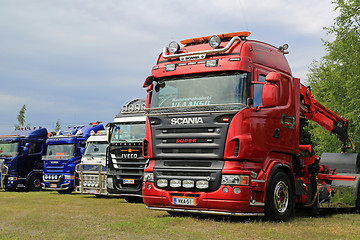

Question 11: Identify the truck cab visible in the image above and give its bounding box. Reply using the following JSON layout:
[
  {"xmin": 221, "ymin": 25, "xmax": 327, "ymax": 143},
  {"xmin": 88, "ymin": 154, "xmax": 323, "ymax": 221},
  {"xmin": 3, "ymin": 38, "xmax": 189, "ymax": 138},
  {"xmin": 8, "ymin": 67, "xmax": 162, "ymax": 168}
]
[
  {"xmin": 0, "ymin": 128, "xmax": 47, "ymax": 191},
  {"xmin": 42, "ymin": 123, "xmax": 104, "ymax": 193},
  {"xmin": 106, "ymin": 99, "xmax": 146, "ymax": 202},
  {"xmin": 75, "ymin": 130, "xmax": 108, "ymax": 195}
]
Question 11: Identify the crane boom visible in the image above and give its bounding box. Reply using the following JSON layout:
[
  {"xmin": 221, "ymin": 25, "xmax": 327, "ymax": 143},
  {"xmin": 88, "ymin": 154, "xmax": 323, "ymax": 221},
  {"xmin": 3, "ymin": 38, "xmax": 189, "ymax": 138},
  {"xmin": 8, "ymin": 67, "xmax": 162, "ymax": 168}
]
[{"xmin": 299, "ymin": 83, "xmax": 349, "ymax": 152}]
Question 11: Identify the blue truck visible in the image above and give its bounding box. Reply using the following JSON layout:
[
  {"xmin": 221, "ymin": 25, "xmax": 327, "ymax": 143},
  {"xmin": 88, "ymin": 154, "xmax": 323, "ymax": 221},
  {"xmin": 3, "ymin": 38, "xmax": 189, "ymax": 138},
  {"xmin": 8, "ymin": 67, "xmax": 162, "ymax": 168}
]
[
  {"xmin": 42, "ymin": 122, "xmax": 104, "ymax": 194},
  {"xmin": 0, "ymin": 127, "xmax": 48, "ymax": 191}
]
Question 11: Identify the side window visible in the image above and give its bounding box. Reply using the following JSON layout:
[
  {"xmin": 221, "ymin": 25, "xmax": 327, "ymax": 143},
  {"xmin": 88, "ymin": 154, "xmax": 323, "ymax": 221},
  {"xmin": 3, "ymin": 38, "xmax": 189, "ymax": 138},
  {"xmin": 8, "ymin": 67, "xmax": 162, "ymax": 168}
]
[
  {"xmin": 28, "ymin": 142, "xmax": 43, "ymax": 155},
  {"xmin": 253, "ymin": 75, "xmax": 266, "ymax": 107}
]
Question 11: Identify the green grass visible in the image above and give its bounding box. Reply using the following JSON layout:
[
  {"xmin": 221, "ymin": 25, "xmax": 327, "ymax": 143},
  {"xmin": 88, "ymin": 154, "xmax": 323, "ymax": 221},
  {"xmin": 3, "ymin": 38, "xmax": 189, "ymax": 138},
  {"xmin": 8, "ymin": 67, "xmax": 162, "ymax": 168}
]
[{"xmin": 0, "ymin": 190, "xmax": 360, "ymax": 239}]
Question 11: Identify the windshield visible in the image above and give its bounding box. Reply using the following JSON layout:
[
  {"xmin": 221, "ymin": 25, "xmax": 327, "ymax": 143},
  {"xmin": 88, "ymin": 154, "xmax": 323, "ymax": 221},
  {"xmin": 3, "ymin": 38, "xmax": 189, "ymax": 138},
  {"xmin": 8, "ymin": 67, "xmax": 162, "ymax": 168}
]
[
  {"xmin": 43, "ymin": 144, "xmax": 75, "ymax": 160},
  {"xmin": 111, "ymin": 122, "xmax": 146, "ymax": 143},
  {"xmin": 0, "ymin": 142, "xmax": 19, "ymax": 157},
  {"xmin": 149, "ymin": 73, "xmax": 249, "ymax": 114},
  {"xmin": 84, "ymin": 142, "xmax": 107, "ymax": 157}
]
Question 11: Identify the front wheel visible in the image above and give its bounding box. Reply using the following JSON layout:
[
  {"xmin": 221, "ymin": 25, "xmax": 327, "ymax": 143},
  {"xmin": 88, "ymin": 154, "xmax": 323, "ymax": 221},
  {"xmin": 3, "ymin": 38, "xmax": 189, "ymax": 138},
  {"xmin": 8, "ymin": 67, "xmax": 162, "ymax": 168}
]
[
  {"xmin": 26, "ymin": 174, "xmax": 42, "ymax": 191},
  {"xmin": 265, "ymin": 170, "xmax": 294, "ymax": 221}
]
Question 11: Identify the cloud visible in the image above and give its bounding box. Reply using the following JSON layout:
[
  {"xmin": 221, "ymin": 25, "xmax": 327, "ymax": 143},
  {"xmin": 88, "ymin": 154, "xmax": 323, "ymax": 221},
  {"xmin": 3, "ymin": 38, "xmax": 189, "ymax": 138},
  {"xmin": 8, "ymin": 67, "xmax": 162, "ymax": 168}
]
[{"xmin": 0, "ymin": 0, "xmax": 339, "ymax": 134}]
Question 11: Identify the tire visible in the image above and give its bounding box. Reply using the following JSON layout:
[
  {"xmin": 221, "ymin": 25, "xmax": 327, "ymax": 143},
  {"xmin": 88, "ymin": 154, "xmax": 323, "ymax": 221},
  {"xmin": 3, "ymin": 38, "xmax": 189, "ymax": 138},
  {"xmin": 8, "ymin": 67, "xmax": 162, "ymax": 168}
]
[
  {"xmin": 57, "ymin": 188, "xmax": 74, "ymax": 194},
  {"xmin": 124, "ymin": 196, "xmax": 143, "ymax": 203},
  {"xmin": 265, "ymin": 170, "xmax": 294, "ymax": 221},
  {"xmin": 26, "ymin": 174, "xmax": 42, "ymax": 191}
]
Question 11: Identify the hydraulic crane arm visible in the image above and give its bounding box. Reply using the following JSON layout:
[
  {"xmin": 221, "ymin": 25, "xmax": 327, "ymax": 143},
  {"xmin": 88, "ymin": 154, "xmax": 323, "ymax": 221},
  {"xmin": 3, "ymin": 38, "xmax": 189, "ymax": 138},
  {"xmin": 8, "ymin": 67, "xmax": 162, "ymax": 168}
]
[{"xmin": 299, "ymin": 83, "xmax": 349, "ymax": 152}]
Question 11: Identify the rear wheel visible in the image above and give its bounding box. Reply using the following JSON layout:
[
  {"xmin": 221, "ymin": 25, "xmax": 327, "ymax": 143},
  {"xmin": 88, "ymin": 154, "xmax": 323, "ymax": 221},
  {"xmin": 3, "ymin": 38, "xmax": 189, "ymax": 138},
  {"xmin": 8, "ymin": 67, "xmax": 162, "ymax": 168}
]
[
  {"xmin": 265, "ymin": 170, "xmax": 293, "ymax": 221},
  {"xmin": 27, "ymin": 174, "xmax": 42, "ymax": 191}
]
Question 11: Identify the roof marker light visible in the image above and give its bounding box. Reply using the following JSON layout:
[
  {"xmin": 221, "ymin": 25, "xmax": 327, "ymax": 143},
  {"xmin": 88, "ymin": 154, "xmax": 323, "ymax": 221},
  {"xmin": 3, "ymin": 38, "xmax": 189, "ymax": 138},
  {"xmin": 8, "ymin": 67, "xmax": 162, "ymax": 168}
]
[
  {"xmin": 205, "ymin": 59, "xmax": 218, "ymax": 67},
  {"xmin": 165, "ymin": 64, "xmax": 176, "ymax": 71},
  {"xmin": 209, "ymin": 35, "xmax": 221, "ymax": 49}
]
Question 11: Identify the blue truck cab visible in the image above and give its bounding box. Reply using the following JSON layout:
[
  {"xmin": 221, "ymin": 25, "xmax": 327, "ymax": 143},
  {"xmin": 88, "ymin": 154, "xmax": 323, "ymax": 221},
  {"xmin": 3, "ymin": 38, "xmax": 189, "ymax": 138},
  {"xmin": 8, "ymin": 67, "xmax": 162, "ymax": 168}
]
[
  {"xmin": 42, "ymin": 122, "xmax": 104, "ymax": 193},
  {"xmin": 0, "ymin": 127, "xmax": 48, "ymax": 191}
]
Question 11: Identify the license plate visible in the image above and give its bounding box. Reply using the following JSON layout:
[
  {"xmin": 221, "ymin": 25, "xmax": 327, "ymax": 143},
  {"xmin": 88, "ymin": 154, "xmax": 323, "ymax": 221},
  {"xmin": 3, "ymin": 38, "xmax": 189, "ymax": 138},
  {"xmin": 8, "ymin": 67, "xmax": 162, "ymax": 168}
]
[
  {"xmin": 180, "ymin": 54, "xmax": 206, "ymax": 61},
  {"xmin": 50, "ymin": 184, "xmax": 57, "ymax": 188},
  {"xmin": 88, "ymin": 189, "xmax": 98, "ymax": 194},
  {"xmin": 173, "ymin": 197, "xmax": 196, "ymax": 206},
  {"xmin": 123, "ymin": 179, "xmax": 135, "ymax": 184}
]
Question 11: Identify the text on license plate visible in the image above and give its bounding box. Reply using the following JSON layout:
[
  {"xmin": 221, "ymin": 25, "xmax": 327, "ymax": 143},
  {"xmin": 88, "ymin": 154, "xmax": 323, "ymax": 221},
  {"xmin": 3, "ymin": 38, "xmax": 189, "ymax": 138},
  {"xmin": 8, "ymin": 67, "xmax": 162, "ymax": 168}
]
[
  {"xmin": 173, "ymin": 197, "xmax": 196, "ymax": 206},
  {"xmin": 123, "ymin": 179, "xmax": 135, "ymax": 184},
  {"xmin": 50, "ymin": 184, "xmax": 57, "ymax": 188}
]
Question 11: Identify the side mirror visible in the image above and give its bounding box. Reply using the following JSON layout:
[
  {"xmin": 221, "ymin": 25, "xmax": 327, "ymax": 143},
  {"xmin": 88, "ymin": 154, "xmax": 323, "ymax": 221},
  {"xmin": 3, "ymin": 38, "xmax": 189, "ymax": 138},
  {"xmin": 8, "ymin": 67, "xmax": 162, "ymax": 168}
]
[
  {"xmin": 143, "ymin": 75, "xmax": 154, "ymax": 88},
  {"xmin": 80, "ymin": 147, "xmax": 85, "ymax": 156},
  {"xmin": 23, "ymin": 143, "xmax": 30, "ymax": 156},
  {"xmin": 262, "ymin": 72, "xmax": 280, "ymax": 108}
]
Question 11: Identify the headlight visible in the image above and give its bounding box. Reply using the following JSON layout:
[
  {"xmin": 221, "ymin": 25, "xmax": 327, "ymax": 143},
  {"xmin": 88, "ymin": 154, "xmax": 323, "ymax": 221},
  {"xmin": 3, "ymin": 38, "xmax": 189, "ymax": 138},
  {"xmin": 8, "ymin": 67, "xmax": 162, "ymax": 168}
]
[
  {"xmin": 8, "ymin": 177, "xmax": 17, "ymax": 181},
  {"xmin": 209, "ymin": 35, "xmax": 221, "ymax": 49},
  {"xmin": 168, "ymin": 41, "xmax": 180, "ymax": 54},
  {"xmin": 157, "ymin": 179, "xmax": 168, "ymax": 187},
  {"xmin": 64, "ymin": 175, "xmax": 72, "ymax": 180},
  {"xmin": 221, "ymin": 175, "xmax": 249, "ymax": 185},
  {"xmin": 143, "ymin": 172, "xmax": 154, "ymax": 182}
]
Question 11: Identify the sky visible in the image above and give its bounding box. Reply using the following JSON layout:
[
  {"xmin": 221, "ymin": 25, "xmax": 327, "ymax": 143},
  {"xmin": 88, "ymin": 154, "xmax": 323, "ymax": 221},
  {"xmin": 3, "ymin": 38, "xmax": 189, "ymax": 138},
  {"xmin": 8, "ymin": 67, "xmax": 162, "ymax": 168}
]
[{"xmin": 0, "ymin": 0, "xmax": 339, "ymax": 134}]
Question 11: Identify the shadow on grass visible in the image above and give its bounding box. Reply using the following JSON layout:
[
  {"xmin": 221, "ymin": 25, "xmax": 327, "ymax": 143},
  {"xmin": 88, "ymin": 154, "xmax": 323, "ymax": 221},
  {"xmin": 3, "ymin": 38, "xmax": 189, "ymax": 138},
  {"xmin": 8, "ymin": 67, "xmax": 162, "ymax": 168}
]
[{"xmin": 158, "ymin": 207, "xmax": 359, "ymax": 223}]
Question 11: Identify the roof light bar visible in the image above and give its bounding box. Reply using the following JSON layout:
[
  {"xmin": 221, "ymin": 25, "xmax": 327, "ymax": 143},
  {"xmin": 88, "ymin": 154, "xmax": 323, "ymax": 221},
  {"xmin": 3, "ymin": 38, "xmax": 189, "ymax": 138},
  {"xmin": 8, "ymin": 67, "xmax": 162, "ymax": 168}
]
[{"xmin": 163, "ymin": 32, "xmax": 251, "ymax": 59}]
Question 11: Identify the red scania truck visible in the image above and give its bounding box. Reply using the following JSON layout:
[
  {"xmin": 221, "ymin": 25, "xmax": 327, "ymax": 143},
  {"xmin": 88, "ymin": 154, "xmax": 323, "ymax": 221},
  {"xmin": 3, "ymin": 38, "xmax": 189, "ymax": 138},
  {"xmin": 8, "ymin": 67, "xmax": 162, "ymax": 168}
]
[{"xmin": 141, "ymin": 32, "xmax": 360, "ymax": 221}]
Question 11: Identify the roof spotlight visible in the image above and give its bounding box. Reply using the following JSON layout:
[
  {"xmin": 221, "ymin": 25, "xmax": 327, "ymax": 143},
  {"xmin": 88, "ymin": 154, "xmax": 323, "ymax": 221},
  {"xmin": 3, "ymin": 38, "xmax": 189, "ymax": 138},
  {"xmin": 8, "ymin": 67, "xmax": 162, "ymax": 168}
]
[
  {"xmin": 209, "ymin": 35, "xmax": 221, "ymax": 49},
  {"xmin": 168, "ymin": 41, "xmax": 180, "ymax": 54}
]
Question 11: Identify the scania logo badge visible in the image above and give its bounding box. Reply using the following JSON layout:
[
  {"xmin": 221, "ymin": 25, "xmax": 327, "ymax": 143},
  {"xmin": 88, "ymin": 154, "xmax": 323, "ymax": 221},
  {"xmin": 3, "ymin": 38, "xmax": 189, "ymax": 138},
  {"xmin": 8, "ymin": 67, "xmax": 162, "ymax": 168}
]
[{"xmin": 170, "ymin": 117, "xmax": 204, "ymax": 125}]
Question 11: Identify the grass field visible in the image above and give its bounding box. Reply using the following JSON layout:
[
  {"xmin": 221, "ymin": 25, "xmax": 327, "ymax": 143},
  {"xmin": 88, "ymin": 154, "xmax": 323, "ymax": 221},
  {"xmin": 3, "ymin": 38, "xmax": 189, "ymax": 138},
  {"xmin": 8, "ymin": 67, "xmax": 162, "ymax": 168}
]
[{"xmin": 0, "ymin": 190, "xmax": 360, "ymax": 240}]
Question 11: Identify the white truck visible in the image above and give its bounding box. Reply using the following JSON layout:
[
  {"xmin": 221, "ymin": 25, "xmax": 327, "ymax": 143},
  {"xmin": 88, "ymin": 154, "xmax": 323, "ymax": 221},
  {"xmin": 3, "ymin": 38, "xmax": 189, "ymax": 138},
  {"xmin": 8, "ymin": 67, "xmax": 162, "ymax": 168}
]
[{"xmin": 75, "ymin": 130, "xmax": 108, "ymax": 195}]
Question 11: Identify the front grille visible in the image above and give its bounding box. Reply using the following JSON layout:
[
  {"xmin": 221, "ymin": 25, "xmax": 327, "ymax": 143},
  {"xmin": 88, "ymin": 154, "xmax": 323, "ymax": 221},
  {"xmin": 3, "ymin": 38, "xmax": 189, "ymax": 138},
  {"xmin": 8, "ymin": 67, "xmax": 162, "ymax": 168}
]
[
  {"xmin": 45, "ymin": 165, "xmax": 64, "ymax": 173},
  {"xmin": 108, "ymin": 144, "xmax": 146, "ymax": 192},
  {"xmin": 149, "ymin": 113, "xmax": 233, "ymax": 159}
]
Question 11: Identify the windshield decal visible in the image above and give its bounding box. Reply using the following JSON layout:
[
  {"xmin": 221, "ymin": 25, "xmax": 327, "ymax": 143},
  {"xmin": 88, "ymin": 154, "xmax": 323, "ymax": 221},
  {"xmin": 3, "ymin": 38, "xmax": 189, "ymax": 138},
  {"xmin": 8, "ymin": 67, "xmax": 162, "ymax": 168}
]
[{"xmin": 171, "ymin": 96, "xmax": 212, "ymax": 107}]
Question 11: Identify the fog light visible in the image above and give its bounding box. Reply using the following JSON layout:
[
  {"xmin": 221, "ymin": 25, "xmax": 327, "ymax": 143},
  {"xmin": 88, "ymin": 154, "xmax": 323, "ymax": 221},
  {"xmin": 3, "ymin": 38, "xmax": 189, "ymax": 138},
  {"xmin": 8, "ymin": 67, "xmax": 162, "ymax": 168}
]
[
  {"xmin": 170, "ymin": 179, "xmax": 181, "ymax": 188},
  {"xmin": 196, "ymin": 180, "xmax": 209, "ymax": 189},
  {"xmin": 157, "ymin": 179, "xmax": 168, "ymax": 188},
  {"xmin": 183, "ymin": 180, "xmax": 194, "ymax": 188},
  {"xmin": 233, "ymin": 187, "xmax": 241, "ymax": 194},
  {"xmin": 209, "ymin": 35, "xmax": 221, "ymax": 49},
  {"xmin": 222, "ymin": 187, "xmax": 229, "ymax": 193},
  {"xmin": 168, "ymin": 41, "xmax": 180, "ymax": 54}
]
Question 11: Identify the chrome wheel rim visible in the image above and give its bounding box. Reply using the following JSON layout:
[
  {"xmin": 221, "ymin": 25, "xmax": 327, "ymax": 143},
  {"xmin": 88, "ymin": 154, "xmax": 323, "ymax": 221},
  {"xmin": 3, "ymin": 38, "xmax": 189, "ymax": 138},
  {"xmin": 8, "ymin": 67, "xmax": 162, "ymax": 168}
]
[{"xmin": 274, "ymin": 181, "xmax": 289, "ymax": 213}]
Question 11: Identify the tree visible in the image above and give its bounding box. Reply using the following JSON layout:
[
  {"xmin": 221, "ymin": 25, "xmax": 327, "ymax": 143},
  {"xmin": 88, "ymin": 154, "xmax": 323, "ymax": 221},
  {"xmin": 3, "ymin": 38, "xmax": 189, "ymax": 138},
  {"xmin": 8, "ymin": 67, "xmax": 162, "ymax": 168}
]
[
  {"xmin": 55, "ymin": 119, "xmax": 61, "ymax": 132},
  {"xmin": 307, "ymin": 0, "xmax": 360, "ymax": 154},
  {"xmin": 14, "ymin": 104, "xmax": 27, "ymax": 130}
]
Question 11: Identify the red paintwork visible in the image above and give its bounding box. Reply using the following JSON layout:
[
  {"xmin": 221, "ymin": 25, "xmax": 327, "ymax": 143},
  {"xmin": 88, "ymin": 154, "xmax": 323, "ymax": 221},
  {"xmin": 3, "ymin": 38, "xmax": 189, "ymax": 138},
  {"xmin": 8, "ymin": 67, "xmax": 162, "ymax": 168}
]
[{"xmin": 142, "ymin": 33, "xmax": 352, "ymax": 215}]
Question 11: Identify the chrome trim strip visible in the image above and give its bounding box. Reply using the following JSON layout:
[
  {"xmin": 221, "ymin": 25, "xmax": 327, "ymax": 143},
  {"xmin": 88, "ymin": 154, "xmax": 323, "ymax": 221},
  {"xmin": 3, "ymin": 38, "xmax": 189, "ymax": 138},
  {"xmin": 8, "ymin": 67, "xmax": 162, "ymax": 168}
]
[
  {"xmin": 147, "ymin": 206, "xmax": 264, "ymax": 216},
  {"xmin": 250, "ymin": 202, "xmax": 265, "ymax": 207},
  {"xmin": 252, "ymin": 180, "xmax": 265, "ymax": 183},
  {"xmin": 162, "ymin": 36, "xmax": 242, "ymax": 59}
]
